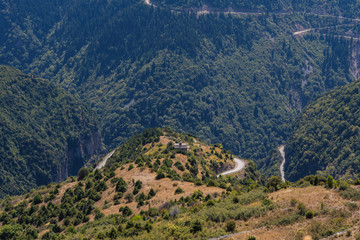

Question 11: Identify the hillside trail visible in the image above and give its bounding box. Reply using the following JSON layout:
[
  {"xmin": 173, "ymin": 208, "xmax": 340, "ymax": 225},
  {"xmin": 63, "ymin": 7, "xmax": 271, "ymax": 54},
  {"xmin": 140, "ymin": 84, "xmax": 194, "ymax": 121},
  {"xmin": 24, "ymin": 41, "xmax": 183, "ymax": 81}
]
[
  {"xmin": 279, "ymin": 145, "xmax": 286, "ymax": 182},
  {"xmin": 217, "ymin": 158, "xmax": 246, "ymax": 177},
  {"xmin": 95, "ymin": 150, "xmax": 115, "ymax": 170}
]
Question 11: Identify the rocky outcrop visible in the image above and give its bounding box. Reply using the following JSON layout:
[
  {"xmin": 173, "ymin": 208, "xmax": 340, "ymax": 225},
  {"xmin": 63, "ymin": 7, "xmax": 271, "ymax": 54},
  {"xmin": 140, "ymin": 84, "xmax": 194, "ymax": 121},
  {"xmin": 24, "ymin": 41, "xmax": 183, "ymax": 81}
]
[{"xmin": 58, "ymin": 130, "xmax": 102, "ymax": 181}]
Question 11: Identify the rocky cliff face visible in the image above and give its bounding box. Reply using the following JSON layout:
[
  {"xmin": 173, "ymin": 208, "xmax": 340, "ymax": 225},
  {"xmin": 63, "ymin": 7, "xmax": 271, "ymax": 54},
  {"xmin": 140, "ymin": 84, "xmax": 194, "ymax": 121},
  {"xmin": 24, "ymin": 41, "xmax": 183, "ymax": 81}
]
[
  {"xmin": 351, "ymin": 42, "xmax": 360, "ymax": 80},
  {"xmin": 58, "ymin": 130, "xmax": 102, "ymax": 181}
]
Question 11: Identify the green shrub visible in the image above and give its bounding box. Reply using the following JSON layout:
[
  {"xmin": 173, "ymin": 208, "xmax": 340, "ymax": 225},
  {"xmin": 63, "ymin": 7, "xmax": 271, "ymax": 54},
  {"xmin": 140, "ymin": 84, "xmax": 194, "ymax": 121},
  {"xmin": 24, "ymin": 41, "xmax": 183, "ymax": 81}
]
[
  {"xmin": 262, "ymin": 198, "xmax": 273, "ymax": 206},
  {"xmin": 66, "ymin": 226, "xmax": 75, "ymax": 234},
  {"xmin": 78, "ymin": 167, "xmax": 89, "ymax": 180},
  {"xmin": 297, "ymin": 202, "xmax": 306, "ymax": 216},
  {"xmin": 128, "ymin": 164, "xmax": 134, "ymax": 171},
  {"xmin": 163, "ymin": 158, "xmax": 173, "ymax": 168},
  {"xmin": 290, "ymin": 199, "xmax": 297, "ymax": 207},
  {"xmin": 107, "ymin": 227, "xmax": 118, "ymax": 239},
  {"xmin": 113, "ymin": 192, "xmax": 123, "ymax": 200},
  {"xmin": 95, "ymin": 210, "xmax": 105, "ymax": 220},
  {"xmin": 148, "ymin": 188, "xmax": 156, "ymax": 198},
  {"xmin": 226, "ymin": 220, "xmax": 236, "ymax": 232},
  {"xmin": 116, "ymin": 178, "xmax": 128, "ymax": 193},
  {"xmin": 52, "ymin": 224, "xmax": 61, "ymax": 233},
  {"xmin": 175, "ymin": 187, "xmax": 184, "ymax": 195},
  {"xmin": 305, "ymin": 210, "xmax": 314, "ymax": 219},
  {"xmin": 248, "ymin": 236, "xmax": 257, "ymax": 240},
  {"xmin": 33, "ymin": 193, "xmax": 43, "ymax": 205},
  {"xmin": 190, "ymin": 220, "xmax": 202, "ymax": 233},
  {"xmin": 156, "ymin": 171, "xmax": 165, "ymax": 180},
  {"xmin": 339, "ymin": 189, "xmax": 360, "ymax": 201},
  {"xmin": 175, "ymin": 161, "xmax": 185, "ymax": 171},
  {"xmin": 338, "ymin": 181, "xmax": 349, "ymax": 191},
  {"xmin": 122, "ymin": 206, "xmax": 133, "ymax": 217},
  {"xmin": 345, "ymin": 202, "xmax": 358, "ymax": 211},
  {"xmin": 125, "ymin": 193, "xmax": 134, "ymax": 203},
  {"xmin": 326, "ymin": 175, "xmax": 334, "ymax": 188},
  {"xmin": 271, "ymin": 213, "xmax": 301, "ymax": 226}
]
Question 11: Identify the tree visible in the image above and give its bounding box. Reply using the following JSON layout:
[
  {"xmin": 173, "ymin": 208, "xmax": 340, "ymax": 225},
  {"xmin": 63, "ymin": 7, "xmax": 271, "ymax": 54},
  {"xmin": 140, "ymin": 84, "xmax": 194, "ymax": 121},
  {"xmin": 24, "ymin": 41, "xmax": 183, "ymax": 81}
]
[
  {"xmin": 124, "ymin": 193, "xmax": 134, "ymax": 203},
  {"xmin": 116, "ymin": 178, "xmax": 128, "ymax": 193},
  {"xmin": 190, "ymin": 220, "xmax": 202, "ymax": 233},
  {"xmin": 267, "ymin": 176, "xmax": 282, "ymax": 191},
  {"xmin": 144, "ymin": 221, "xmax": 153, "ymax": 233},
  {"xmin": 122, "ymin": 206, "xmax": 132, "ymax": 216},
  {"xmin": 107, "ymin": 227, "xmax": 118, "ymax": 239},
  {"xmin": 326, "ymin": 175, "xmax": 334, "ymax": 188},
  {"xmin": 33, "ymin": 193, "xmax": 42, "ymax": 205},
  {"xmin": 226, "ymin": 220, "xmax": 236, "ymax": 232},
  {"xmin": 78, "ymin": 167, "xmax": 89, "ymax": 180},
  {"xmin": 52, "ymin": 224, "xmax": 61, "ymax": 233},
  {"xmin": 148, "ymin": 188, "xmax": 156, "ymax": 198},
  {"xmin": 0, "ymin": 224, "xmax": 23, "ymax": 239}
]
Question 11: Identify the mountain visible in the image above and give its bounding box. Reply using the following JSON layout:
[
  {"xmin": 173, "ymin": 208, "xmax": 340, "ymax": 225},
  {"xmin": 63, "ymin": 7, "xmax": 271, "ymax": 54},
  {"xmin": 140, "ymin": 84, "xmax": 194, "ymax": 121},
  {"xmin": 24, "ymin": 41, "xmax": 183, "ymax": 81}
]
[
  {"xmin": 0, "ymin": 66, "xmax": 101, "ymax": 197},
  {"xmin": 1, "ymin": 0, "xmax": 359, "ymax": 167},
  {"xmin": 285, "ymin": 79, "xmax": 360, "ymax": 181},
  {"xmin": 152, "ymin": 0, "xmax": 360, "ymax": 18},
  {"xmin": 1, "ymin": 129, "xmax": 359, "ymax": 240},
  {"xmin": 0, "ymin": 128, "xmax": 256, "ymax": 239}
]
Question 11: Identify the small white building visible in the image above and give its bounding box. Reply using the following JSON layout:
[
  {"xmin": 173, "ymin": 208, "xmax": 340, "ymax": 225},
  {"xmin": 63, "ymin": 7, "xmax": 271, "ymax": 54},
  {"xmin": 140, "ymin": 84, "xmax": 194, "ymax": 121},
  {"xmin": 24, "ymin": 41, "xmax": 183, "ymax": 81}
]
[{"xmin": 174, "ymin": 141, "xmax": 190, "ymax": 151}]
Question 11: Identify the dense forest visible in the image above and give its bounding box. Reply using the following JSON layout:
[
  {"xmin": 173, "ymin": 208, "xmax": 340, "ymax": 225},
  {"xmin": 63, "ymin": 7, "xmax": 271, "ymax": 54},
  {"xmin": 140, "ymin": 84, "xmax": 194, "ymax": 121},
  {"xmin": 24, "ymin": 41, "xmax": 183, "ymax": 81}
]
[
  {"xmin": 285, "ymin": 79, "xmax": 360, "ymax": 181},
  {"xmin": 0, "ymin": 0, "xmax": 359, "ymax": 175},
  {"xmin": 154, "ymin": 0, "xmax": 360, "ymax": 18},
  {"xmin": 0, "ymin": 66, "xmax": 101, "ymax": 197}
]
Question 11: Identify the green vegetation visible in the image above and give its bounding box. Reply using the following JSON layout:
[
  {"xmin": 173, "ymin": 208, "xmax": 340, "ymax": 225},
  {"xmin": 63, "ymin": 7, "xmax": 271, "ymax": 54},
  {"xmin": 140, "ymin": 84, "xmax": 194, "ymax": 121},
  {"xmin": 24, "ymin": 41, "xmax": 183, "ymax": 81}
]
[
  {"xmin": 285, "ymin": 79, "xmax": 360, "ymax": 181},
  {"xmin": 1, "ymin": 0, "xmax": 357, "ymax": 170},
  {"xmin": 0, "ymin": 129, "xmax": 358, "ymax": 239},
  {"xmin": 108, "ymin": 128, "xmax": 240, "ymax": 185},
  {"xmin": 154, "ymin": 0, "xmax": 360, "ymax": 18},
  {"xmin": 0, "ymin": 129, "xmax": 268, "ymax": 239},
  {"xmin": 0, "ymin": 66, "xmax": 101, "ymax": 197}
]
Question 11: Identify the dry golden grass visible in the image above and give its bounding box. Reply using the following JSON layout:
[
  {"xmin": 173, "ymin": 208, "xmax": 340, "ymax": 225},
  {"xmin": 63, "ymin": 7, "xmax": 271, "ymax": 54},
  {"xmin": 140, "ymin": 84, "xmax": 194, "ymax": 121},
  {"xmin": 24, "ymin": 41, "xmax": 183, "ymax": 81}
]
[
  {"xmin": 222, "ymin": 186, "xmax": 360, "ymax": 240},
  {"xmin": 97, "ymin": 165, "xmax": 224, "ymax": 216}
]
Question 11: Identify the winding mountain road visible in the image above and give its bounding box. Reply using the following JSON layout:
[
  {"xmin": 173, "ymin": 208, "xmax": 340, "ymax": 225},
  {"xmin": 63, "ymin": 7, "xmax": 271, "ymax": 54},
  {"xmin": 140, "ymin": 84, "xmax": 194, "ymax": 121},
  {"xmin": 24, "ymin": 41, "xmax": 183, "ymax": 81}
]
[
  {"xmin": 293, "ymin": 29, "xmax": 313, "ymax": 35},
  {"xmin": 279, "ymin": 145, "xmax": 286, "ymax": 182},
  {"xmin": 217, "ymin": 158, "xmax": 246, "ymax": 177},
  {"xmin": 144, "ymin": 0, "xmax": 360, "ymax": 40},
  {"xmin": 95, "ymin": 150, "xmax": 115, "ymax": 170}
]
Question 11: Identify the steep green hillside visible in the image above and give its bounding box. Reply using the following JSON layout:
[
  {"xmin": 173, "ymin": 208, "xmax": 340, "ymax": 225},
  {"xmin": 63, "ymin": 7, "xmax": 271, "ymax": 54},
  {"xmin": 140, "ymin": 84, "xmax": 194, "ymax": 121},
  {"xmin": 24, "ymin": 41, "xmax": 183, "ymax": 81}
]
[
  {"xmin": 0, "ymin": 128, "xmax": 262, "ymax": 239},
  {"xmin": 0, "ymin": 130, "xmax": 359, "ymax": 240},
  {"xmin": 0, "ymin": 0, "xmax": 357, "ymax": 165},
  {"xmin": 0, "ymin": 66, "xmax": 101, "ymax": 197},
  {"xmin": 285, "ymin": 79, "xmax": 360, "ymax": 181}
]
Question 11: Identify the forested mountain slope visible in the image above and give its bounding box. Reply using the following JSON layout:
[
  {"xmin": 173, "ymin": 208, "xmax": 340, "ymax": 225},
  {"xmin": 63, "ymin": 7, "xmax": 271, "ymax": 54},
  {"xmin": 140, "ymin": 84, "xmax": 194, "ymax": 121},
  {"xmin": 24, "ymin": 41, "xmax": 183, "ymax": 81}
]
[
  {"xmin": 0, "ymin": 66, "xmax": 101, "ymax": 197},
  {"xmin": 153, "ymin": 0, "xmax": 360, "ymax": 18},
  {"xmin": 0, "ymin": 0, "xmax": 357, "ymax": 166},
  {"xmin": 285, "ymin": 79, "xmax": 360, "ymax": 181}
]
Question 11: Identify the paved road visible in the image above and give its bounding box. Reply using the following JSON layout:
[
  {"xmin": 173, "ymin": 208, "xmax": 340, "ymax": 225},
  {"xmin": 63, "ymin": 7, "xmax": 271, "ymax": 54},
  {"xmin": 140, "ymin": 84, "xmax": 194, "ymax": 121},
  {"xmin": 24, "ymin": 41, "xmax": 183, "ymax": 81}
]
[
  {"xmin": 293, "ymin": 29, "xmax": 313, "ymax": 35},
  {"xmin": 95, "ymin": 150, "xmax": 115, "ymax": 170},
  {"xmin": 279, "ymin": 145, "xmax": 286, "ymax": 182},
  {"xmin": 217, "ymin": 158, "xmax": 245, "ymax": 177}
]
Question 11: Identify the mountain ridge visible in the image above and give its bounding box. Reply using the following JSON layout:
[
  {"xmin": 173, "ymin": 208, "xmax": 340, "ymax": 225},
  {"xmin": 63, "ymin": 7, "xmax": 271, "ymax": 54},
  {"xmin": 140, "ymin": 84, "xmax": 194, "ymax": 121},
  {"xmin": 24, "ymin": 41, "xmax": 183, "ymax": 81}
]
[{"xmin": 0, "ymin": 65, "xmax": 102, "ymax": 197}]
